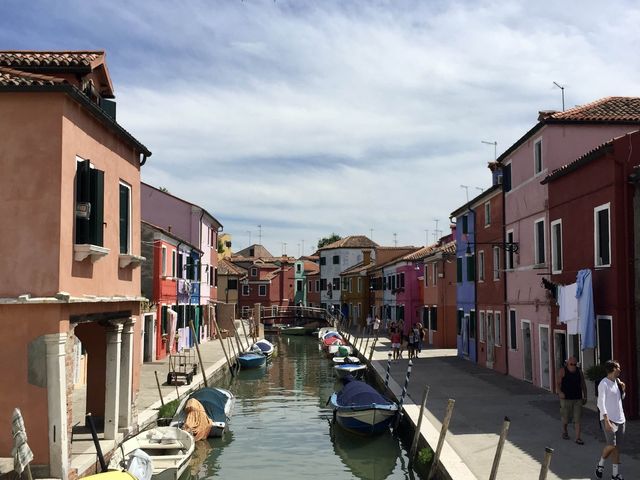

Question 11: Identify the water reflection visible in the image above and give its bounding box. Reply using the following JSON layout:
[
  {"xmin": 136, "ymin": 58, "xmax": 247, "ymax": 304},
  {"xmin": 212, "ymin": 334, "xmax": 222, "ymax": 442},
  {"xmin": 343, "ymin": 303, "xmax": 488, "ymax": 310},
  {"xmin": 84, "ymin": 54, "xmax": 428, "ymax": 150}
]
[{"xmin": 187, "ymin": 334, "xmax": 416, "ymax": 480}]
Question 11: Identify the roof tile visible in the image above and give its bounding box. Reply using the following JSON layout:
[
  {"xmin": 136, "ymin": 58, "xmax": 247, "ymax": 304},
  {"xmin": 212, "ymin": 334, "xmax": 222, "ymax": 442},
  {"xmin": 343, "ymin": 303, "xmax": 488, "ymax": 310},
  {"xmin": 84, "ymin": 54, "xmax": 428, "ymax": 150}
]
[
  {"xmin": 546, "ymin": 97, "xmax": 640, "ymax": 123},
  {"xmin": 0, "ymin": 51, "xmax": 104, "ymax": 69}
]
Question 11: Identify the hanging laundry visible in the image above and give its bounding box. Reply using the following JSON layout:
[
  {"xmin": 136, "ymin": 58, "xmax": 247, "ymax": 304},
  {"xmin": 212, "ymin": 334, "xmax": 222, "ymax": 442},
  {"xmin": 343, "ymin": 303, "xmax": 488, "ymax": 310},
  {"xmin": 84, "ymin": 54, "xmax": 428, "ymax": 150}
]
[
  {"xmin": 558, "ymin": 283, "xmax": 578, "ymax": 334},
  {"xmin": 542, "ymin": 277, "xmax": 558, "ymax": 300},
  {"xmin": 576, "ymin": 269, "xmax": 596, "ymax": 349}
]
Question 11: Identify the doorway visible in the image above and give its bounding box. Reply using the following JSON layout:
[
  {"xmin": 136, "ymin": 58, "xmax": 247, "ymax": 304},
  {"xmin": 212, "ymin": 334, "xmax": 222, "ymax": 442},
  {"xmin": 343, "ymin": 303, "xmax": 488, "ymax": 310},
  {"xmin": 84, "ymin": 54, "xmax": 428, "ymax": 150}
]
[
  {"xmin": 539, "ymin": 325, "xmax": 550, "ymax": 390},
  {"xmin": 522, "ymin": 320, "xmax": 533, "ymax": 382},
  {"xmin": 143, "ymin": 313, "xmax": 155, "ymax": 363},
  {"xmin": 486, "ymin": 312, "xmax": 495, "ymax": 367},
  {"xmin": 462, "ymin": 314, "xmax": 470, "ymax": 356}
]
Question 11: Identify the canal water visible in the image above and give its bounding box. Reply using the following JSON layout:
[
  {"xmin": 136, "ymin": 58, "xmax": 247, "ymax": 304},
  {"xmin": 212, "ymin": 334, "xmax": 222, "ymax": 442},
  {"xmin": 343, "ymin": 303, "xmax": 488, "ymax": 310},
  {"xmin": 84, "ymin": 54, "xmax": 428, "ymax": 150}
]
[{"xmin": 186, "ymin": 334, "xmax": 418, "ymax": 480}]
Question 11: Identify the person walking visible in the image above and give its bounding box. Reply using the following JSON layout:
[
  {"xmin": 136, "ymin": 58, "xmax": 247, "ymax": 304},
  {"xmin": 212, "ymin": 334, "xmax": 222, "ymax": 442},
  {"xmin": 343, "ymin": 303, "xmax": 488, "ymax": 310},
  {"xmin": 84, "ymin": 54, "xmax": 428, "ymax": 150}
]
[
  {"xmin": 555, "ymin": 356, "xmax": 587, "ymax": 444},
  {"xmin": 595, "ymin": 360, "xmax": 626, "ymax": 480},
  {"xmin": 373, "ymin": 315, "xmax": 381, "ymax": 337},
  {"xmin": 390, "ymin": 328, "xmax": 401, "ymax": 360}
]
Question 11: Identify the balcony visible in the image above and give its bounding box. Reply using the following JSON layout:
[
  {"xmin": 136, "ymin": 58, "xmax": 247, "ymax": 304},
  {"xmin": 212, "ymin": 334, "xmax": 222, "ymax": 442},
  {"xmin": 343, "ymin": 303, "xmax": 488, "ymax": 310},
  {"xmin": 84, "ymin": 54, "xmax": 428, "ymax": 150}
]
[
  {"xmin": 119, "ymin": 254, "xmax": 145, "ymax": 268},
  {"xmin": 74, "ymin": 244, "xmax": 109, "ymax": 263}
]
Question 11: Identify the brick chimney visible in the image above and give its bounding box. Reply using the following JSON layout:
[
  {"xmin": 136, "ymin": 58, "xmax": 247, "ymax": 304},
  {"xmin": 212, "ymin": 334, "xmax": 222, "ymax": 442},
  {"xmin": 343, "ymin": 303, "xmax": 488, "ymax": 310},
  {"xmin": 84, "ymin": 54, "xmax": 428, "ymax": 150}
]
[{"xmin": 362, "ymin": 249, "xmax": 372, "ymax": 265}]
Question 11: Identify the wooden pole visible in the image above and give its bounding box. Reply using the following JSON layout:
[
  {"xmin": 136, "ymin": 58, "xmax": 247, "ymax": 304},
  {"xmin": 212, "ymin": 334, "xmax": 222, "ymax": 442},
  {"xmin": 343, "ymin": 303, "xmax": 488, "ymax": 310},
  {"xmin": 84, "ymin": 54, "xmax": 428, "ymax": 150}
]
[
  {"xmin": 189, "ymin": 320, "xmax": 208, "ymax": 388},
  {"xmin": 364, "ymin": 334, "xmax": 371, "ymax": 359},
  {"xmin": 489, "ymin": 416, "xmax": 511, "ymax": 480},
  {"xmin": 538, "ymin": 447, "xmax": 554, "ymax": 480},
  {"xmin": 427, "ymin": 399, "xmax": 455, "ymax": 480},
  {"xmin": 234, "ymin": 329, "xmax": 244, "ymax": 355},
  {"xmin": 368, "ymin": 337, "xmax": 378, "ymax": 363},
  {"xmin": 395, "ymin": 360, "xmax": 413, "ymax": 428},
  {"xmin": 410, "ymin": 385, "xmax": 430, "ymax": 463},
  {"xmin": 384, "ymin": 352, "xmax": 392, "ymax": 389},
  {"xmin": 154, "ymin": 371, "xmax": 165, "ymax": 407},
  {"xmin": 239, "ymin": 316, "xmax": 251, "ymax": 350},
  {"xmin": 212, "ymin": 316, "xmax": 234, "ymax": 376}
]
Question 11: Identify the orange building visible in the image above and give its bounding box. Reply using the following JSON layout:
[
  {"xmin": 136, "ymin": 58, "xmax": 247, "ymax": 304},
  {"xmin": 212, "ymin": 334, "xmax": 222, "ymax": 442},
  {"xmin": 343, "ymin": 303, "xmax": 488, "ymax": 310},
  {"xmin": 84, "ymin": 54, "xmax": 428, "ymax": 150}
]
[{"xmin": 0, "ymin": 51, "xmax": 150, "ymax": 478}]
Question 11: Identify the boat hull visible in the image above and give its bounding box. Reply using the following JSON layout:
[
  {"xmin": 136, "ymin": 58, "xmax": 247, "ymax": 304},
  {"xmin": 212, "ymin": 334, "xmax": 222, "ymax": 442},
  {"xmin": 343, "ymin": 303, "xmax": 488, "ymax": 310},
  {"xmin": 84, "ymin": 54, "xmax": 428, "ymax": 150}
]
[
  {"xmin": 333, "ymin": 405, "xmax": 398, "ymax": 435},
  {"xmin": 170, "ymin": 387, "xmax": 235, "ymax": 438},
  {"xmin": 238, "ymin": 353, "xmax": 266, "ymax": 369},
  {"xmin": 334, "ymin": 364, "xmax": 366, "ymax": 379}
]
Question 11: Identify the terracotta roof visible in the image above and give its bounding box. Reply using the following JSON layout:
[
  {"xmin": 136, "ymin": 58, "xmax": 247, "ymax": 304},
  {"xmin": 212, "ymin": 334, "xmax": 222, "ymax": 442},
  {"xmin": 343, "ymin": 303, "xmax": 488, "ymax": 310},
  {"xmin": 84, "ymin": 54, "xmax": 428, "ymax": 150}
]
[
  {"xmin": 318, "ymin": 235, "xmax": 378, "ymax": 250},
  {"xmin": 234, "ymin": 244, "xmax": 274, "ymax": 259},
  {"xmin": 403, "ymin": 245, "xmax": 439, "ymax": 261},
  {"xmin": 0, "ymin": 67, "xmax": 66, "ymax": 87},
  {"xmin": 303, "ymin": 261, "xmax": 319, "ymax": 274},
  {"xmin": 217, "ymin": 259, "xmax": 246, "ymax": 276},
  {"xmin": 341, "ymin": 261, "xmax": 375, "ymax": 275},
  {"xmin": 424, "ymin": 240, "xmax": 456, "ymax": 261},
  {"xmin": 546, "ymin": 97, "xmax": 640, "ymax": 123},
  {"xmin": 0, "ymin": 51, "xmax": 104, "ymax": 69}
]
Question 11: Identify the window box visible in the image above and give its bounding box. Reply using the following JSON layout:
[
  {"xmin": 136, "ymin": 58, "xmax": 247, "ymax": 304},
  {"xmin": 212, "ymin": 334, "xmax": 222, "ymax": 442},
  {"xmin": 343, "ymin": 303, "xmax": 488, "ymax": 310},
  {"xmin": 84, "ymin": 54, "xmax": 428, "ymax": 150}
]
[
  {"xmin": 119, "ymin": 253, "xmax": 145, "ymax": 268},
  {"xmin": 74, "ymin": 244, "xmax": 109, "ymax": 262}
]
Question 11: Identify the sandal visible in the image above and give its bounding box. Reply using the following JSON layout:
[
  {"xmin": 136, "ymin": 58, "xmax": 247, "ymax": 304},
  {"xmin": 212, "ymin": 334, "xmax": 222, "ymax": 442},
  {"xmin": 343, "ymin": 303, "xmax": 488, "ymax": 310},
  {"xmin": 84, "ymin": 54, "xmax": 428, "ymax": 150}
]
[
  {"xmin": 562, "ymin": 432, "xmax": 570, "ymax": 440},
  {"xmin": 575, "ymin": 438, "xmax": 584, "ymax": 445}
]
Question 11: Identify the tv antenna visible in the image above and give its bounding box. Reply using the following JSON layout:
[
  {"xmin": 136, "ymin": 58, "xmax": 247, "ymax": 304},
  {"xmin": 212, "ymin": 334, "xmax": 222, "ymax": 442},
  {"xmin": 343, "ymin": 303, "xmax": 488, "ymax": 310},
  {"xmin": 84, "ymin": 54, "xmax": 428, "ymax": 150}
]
[{"xmin": 553, "ymin": 82, "xmax": 565, "ymax": 111}]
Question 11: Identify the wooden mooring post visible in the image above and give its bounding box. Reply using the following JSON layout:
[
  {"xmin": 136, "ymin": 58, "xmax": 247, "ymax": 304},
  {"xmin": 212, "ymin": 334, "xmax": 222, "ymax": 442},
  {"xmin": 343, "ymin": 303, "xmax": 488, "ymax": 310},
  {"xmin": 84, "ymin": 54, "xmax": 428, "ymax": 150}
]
[
  {"xmin": 489, "ymin": 416, "xmax": 511, "ymax": 480},
  {"xmin": 538, "ymin": 447, "xmax": 554, "ymax": 480},
  {"xmin": 212, "ymin": 316, "xmax": 234, "ymax": 376},
  {"xmin": 189, "ymin": 320, "xmax": 208, "ymax": 388},
  {"xmin": 154, "ymin": 371, "xmax": 165, "ymax": 407},
  {"xmin": 427, "ymin": 398, "xmax": 455, "ymax": 480},
  {"xmin": 409, "ymin": 385, "xmax": 430, "ymax": 463},
  {"xmin": 384, "ymin": 352, "xmax": 392, "ymax": 389}
]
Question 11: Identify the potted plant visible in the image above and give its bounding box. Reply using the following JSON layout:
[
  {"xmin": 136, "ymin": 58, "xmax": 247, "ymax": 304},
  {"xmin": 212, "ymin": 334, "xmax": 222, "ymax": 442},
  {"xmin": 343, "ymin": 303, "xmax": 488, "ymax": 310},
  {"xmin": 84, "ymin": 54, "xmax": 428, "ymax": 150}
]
[{"xmin": 585, "ymin": 363, "xmax": 608, "ymax": 394}]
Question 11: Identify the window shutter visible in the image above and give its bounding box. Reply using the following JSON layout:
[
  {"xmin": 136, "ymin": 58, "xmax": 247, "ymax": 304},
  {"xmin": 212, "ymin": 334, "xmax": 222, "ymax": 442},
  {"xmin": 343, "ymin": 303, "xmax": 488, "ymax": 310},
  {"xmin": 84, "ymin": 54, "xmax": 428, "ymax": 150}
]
[
  {"xmin": 75, "ymin": 160, "xmax": 91, "ymax": 244},
  {"xmin": 119, "ymin": 184, "xmax": 129, "ymax": 254},
  {"xmin": 89, "ymin": 168, "xmax": 104, "ymax": 246}
]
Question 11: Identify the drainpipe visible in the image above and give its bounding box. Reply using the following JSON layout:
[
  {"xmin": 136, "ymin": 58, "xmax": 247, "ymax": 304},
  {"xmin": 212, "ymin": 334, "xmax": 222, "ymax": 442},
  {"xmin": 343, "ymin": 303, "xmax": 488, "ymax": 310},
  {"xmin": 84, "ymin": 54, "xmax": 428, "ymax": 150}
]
[
  {"xmin": 469, "ymin": 208, "xmax": 479, "ymax": 363},
  {"xmin": 502, "ymin": 182, "xmax": 509, "ymax": 376}
]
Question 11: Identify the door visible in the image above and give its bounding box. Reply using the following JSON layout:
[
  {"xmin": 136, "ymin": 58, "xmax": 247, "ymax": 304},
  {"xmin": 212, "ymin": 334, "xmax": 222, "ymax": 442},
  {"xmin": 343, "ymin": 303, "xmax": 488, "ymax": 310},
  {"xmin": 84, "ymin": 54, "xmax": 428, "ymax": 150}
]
[
  {"xmin": 143, "ymin": 313, "xmax": 154, "ymax": 363},
  {"xmin": 539, "ymin": 325, "xmax": 550, "ymax": 390},
  {"xmin": 554, "ymin": 331, "xmax": 567, "ymax": 371},
  {"xmin": 462, "ymin": 314, "xmax": 470, "ymax": 355},
  {"xmin": 522, "ymin": 321, "xmax": 533, "ymax": 382},
  {"xmin": 486, "ymin": 313, "xmax": 495, "ymax": 367}
]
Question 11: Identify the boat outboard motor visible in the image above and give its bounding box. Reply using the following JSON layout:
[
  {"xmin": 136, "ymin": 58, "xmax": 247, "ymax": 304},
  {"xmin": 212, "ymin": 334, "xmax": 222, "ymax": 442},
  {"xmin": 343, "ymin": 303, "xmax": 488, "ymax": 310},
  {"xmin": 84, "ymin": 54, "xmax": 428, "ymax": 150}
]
[{"xmin": 126, "ymin": 448, "xmax": 153, "ymax": 480}]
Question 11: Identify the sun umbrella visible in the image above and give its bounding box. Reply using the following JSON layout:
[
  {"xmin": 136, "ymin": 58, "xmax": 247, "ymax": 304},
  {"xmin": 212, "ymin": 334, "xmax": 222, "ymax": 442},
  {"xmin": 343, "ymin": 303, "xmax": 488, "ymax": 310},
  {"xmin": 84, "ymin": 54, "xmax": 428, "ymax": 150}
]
[{"xmin": 11, "ymin": 408, "xmax": 33, "ymax": 480}]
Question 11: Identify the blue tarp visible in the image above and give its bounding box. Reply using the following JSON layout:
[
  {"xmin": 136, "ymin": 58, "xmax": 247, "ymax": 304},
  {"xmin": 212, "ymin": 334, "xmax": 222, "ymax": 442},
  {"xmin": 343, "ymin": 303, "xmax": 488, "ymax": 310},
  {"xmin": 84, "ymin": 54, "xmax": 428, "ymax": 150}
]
[
  {"xmin": 188, "ymin": 388, "xmax": 230, "ymax": 423},
  {"xmin": 336, "ymin": 377, "xmax": 391, "ymax": 407}
]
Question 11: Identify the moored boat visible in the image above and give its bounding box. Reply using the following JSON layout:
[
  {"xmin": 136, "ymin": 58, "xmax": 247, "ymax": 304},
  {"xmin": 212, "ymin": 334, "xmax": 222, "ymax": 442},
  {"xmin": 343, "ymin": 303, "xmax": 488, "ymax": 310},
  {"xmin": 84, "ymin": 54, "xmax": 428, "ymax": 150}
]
[
  {"xmin": 328, "ymin": 343, "xmax": 352, "ymax": 356},
  {"xmin": 108, "ymin": 426, "xmax": 195, "ymax": 480},
  {"xmin": 281, "ymin": 326, "xmax": 310, "ymax": 335},
  {"xmin": 252, "ymin": 338, "xmax": 275, "ymax": 357},
  {"xmin": 170, "ymin": 387, "xmax": 235, "ymax": 438},
  {"xmin": 334, "ymin": 362, "xmax": 367, "ymax": 379},
  {"xmin": 332, "ymin": 355, "xmax": 361, "ymax": 364},
  {"xmin": 329, "ymin": 377, "xmax": 398, "ymax": 436},
  {"xmin": 237, "ymin": 351, "xmax": 267, "ymax": 369}
]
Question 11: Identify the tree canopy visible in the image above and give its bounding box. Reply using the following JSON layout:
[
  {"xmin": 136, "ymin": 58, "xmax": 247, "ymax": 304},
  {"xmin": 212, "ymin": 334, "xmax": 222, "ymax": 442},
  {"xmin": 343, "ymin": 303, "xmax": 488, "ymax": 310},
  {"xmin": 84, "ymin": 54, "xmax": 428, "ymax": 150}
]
[{"xmin": 317, "ymin": 233, "xmax": 342, "ymax": 249}]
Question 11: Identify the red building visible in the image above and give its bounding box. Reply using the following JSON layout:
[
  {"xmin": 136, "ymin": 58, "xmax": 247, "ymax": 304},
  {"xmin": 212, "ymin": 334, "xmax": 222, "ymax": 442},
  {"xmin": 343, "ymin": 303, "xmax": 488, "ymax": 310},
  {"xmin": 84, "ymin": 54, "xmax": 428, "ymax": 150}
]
[
  {"xmin": 471, "ymin": 184, "xmax": 508, "ymax": 374},
  {"xmin": 422, "ymin": 236, "xmax": 457, "ymax": 349},
  {"xmin": 236, "ymin": 257, "xmax": 295, "ymax": 318},
  {"xmin": 542, "ymin": 130, "xmax": 640, "ymax": 418}
]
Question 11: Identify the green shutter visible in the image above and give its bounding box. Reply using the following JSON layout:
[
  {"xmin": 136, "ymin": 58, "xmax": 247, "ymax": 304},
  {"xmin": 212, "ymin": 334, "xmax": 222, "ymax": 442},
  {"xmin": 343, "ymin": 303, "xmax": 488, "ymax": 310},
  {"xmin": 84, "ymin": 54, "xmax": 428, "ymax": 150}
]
[
  {"xmin": 456, "ymin": 258, "xmax": 463, "ymax": 283},
  {"xmin": 161, "ymin": 306, "xmax": 168, "ymax": 335},
  {"xmin": 75, "ymin": 160, "xmax": 91, "ymax": 244},
  {"xmin": 89, "ymin": 168, "xmax": 104, "ymax": 246},
  {"xmin": 467, "ymin": 255, "xmax": 475, "ymax": 281},
  {"xmin": 470, "ymin": 311, "xmax": 476, "ymax": 338},
  {"xmin": 119, "ymin": 184, "xmax": 129, "ymax": 254}
]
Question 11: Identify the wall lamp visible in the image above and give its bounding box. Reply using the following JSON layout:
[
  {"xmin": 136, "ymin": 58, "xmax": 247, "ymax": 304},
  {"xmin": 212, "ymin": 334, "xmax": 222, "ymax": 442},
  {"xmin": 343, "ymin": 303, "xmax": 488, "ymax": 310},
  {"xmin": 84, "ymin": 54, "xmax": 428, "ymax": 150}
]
[{"xmin": 465, "ymin": 241, "xmax": 519, "ymax": 257}]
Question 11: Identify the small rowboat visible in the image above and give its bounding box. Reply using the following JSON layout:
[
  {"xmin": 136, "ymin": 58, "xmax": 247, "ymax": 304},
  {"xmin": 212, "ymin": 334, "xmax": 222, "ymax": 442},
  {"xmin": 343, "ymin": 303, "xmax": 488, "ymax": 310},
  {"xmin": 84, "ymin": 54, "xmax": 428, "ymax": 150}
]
[
  {"xmin": 237, "ymin": 352, "xmax": 266, "ymax": 369},
  {"xmin": 334, "ymin": 363, "xmax": 367, "ymax": 379},
  {"xmin": 329, "ymin": 377, "xmax": 398, "ymax": 436},
  {"xmin": 108, "ymin": 426, "xmax": 195, "ymax": 480},
  {"xmin": 252, "ymin": 339, "xmax": 275, "ymax": 358},
  {"xmin": 281, "ymin": 326, "xmax": 309, "ymax": 335},
  {"xmin": 328, "ymin": 344, "xmax": 352, "ymax": 356},
  {"xmin": 332, "ymin": 355, "xmax": 361, "ymax": 364}
]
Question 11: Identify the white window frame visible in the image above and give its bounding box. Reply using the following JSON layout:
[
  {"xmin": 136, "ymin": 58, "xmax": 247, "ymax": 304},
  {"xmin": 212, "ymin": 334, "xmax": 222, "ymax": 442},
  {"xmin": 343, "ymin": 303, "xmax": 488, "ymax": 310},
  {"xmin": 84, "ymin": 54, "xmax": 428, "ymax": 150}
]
[
  {"xmin": 315, "ymin": 280, "xmax": 320, "ymax": 292},
  {"xmin": 242, "ymin": 285, "xmax": 250, "ymax": 296},
  {"xmin": 494, "ymin": 310, "xmax": 502, "ymax": 346},
  {"xmin": 479, "ymin": 310, "xmax": 486, "ymax": 343},
  {"xmin": 484, "ymin": 201, "xmax": 491, "ymax": 227},
  {"xmin": 594, "ymin": 203, "xmax": 611, "ymax": 268},
  {"xmin": 509, "ymin": 309, "xmax": 518, "ymax": 351},
  {"xmin": 358, "ymin": 277, "xmax": 362, "ymax": 293},
  {"xmin": 258, "ymin": 285, "xmax": 267, "ymax": 296},
  {"xmin": 534, "ymin": 217, "xmax": 546, "ymax": 265},
  {"xmin": 533, "ymin": 138, "xmax": 543, "ymax": 175},
  {"xmin": 506, "ymin": 229, "xmax": 515, "ymax": 270},
  {"xmin": 251, "ymin": 267, "xmax": 258, "ymax": 277},
  {"xmin": 171, "ymin": 250, "xmax": 177, "ymax": 277},
  {"xmin": 478, "ymin": 250, "xmax": 485, "ymax": 282},
  {"xmin": 308, "ymin": 280, "xmax": 313, "ymax": 292},
  {"xmin": 493, "ymin": 246, "xmax": 500, "ymax": 280},
  {"xmin": 161, "ymin": 246, "xmax": 167, "ymax": 276},
  {"xmin": 119, "ymin": 181, "xmax": 132, "ymax": 254},
  {"xmin": 551, "ymin": 218, "xmax": 563, "ymax": 274}
]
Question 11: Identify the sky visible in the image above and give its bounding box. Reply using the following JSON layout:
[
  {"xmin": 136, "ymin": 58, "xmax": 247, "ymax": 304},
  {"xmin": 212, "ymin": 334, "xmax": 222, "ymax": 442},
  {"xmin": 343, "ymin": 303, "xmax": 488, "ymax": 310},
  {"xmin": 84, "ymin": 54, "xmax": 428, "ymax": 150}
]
[{"xmin": 3, "ymin": 0, "xmax": 640, "ymax": 256}]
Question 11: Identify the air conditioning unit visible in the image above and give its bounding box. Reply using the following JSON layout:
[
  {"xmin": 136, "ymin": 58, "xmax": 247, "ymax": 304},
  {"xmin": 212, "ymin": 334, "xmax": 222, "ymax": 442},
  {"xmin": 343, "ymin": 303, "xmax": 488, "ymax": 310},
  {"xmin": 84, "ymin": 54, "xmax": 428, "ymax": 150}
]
[
  {"xmin": 75, "ymin": 202, "xmax": 91, "ymax": 219},
  {"xmin": 438, "ymin": 273, "xmax": 445, "ymax": 278},
  {"xmin": 496, "ymin": 174, "xmax": 503, "ymax": 185}
]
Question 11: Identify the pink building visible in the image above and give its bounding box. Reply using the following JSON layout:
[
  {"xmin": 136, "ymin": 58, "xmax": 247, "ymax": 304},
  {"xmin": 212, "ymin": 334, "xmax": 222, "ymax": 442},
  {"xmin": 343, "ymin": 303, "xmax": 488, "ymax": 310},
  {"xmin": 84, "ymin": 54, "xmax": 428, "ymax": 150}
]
[
  {"xmin": 0, "ymin": 51, "xmax": 150, "ymax": 478},
  {"xmin": 140, "ymin": 183, "xmax": 222, "ymax": 343},
  {"xmin": 498, "ymin": 97, "xmax": 640, "ymax": 390}
]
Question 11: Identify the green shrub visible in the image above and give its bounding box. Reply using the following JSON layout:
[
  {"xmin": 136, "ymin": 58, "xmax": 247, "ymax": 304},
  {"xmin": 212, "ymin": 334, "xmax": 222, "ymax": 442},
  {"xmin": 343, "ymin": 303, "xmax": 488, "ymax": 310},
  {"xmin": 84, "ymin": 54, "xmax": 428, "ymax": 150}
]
[{"xmin": 417, "ymin": 446, "xmax": 434, "ymax": 466}]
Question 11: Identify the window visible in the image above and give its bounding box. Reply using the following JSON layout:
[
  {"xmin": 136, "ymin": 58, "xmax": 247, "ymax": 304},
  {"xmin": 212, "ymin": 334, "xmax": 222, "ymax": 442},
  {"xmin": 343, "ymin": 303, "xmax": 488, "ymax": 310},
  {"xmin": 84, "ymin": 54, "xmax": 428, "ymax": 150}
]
[
  {"xmin": 597, "ymin": 316, "xmax": 613, "ymax": 364},
  {"xmin": 534, "ymin": 139, "xmax": 543, "ymax": 174},
  {"xmin": 493, "ymin": 246, "xmax": 500, "ymax": 280},
  {"xmin": 494, "ymin": 311, "xmax": 502, "ymax": 346},
  {"xmin": 469, "ymin": 310, "xmax": 476, "ymax": 339},
  {"xmin": 456, "ymin": 257, "xmax": 463, "ymax": 283},
  {"xmin": 308, "ymin": 280, "xmax": 313, "ymax": 292},
  {"xmin": 296, "ymin": 264, "xmax": 301, "ymax": 273},
  {"xmin": 391, "ymin": 275, "xmax": 396, "ymax": 291},
  {"xmin": 296, "ymin": 280, "xmax": 303, "ymax": 292},
  {"xmin": 171, "ymin": 250, "xmax": 176, "ymax": 277},
  {"xmin": 594, "ymin": 204, "xmax": 611, "ymax": 267},
  {"xmin": 551, "ymin": 219, "xmax": 563, "ymax": 273},
  {"xmin": 333, "ymin": 255, "xmax": 340, "ymax": 264},
  {"xmin": 118, "ymin": 182, "xmax": 131, "ymax": 254},
  {"xmin": 466, "ymin": 255, "xmax": 475, "ymax": 281},
  {"xmin": 462, "ymin": 215, "xmax": 468, "ymax": 234},
  {"xmin": 320, "ymin": 278, "xmax": 327, "ymax": 290},
  {"xmin": 433, "ymin": 263, "xmax": 438, "ymax": 285},
  {"xmin": 506, "ymin": 230, "xmax": 514, "ymax": 270},
  {"xmin": 348, "ymin": 278, "xmax": 352, "ymax": 293},
  {"xmin": 75, "ymin": 158, "xmax": 104, "ymax": 246},
  {"xmin": 383, "ymin": 276, "xmax": 387, "ymax": 290},
  {"xmin": 503, "ymin": 163, "xmax": 512, "ymax": 192},
  {"xmin": 357, "ymin": 277, "xmax": 362, "ymax": 293},
  {"xmin": 478, "ymin": 251, "xmax": 485, "ymax": 281},
  {"xmin": 177, "ymin": 252, "xmax": 183, "ymax": 278},
  {"xmin": 399, "ymin": 273, "xmax": 405, "ymax": 288},
  {"xmin": 484, "ymin": 202, "xmax": 491, "ymax": 227},
  {"xmin": 242, "ymin": 306, "xmax": 250, "ymax": 318},
  {"xmin": 509, "ymin": 310, "xmax": 517, "ymax": 350},
  {"xmin": 259, "ymin": 285, "xmax": 267, "ymax": 296},
  {"xmin": 161, "ymin": 246, "xmax": 167, "ymax": 276},
  {"xmin": 251, "ymin": 267, "xmax": 258, "ymax": 277},
  {"xmin": 534, "ymin": 219, "xmax": 545, "ymax": 265},
  {"xmin": 332, "ymin": 278, "xmax": 340, "ymax": 290},
  {"xmin": 315, "ymin": 280, "xmax": 320, "ymax": 292},
  {"xmin": 242, "ymin": 285, "xmax": 250, "ymax": 296},
  {"xmin": 424, "ymin": 264, "xmax": 429, "ymax": 286},
  {"xmin": 479, "ymin": 311, "xmax": 486, "ymax": 342},
  {"xmin": 228, "ymin": 279, "xmax": 238, "ymax": 290},
  {"xmin": 456, "ymin": 310, "xmax": 463, "ymax": 335},
  {"xmin": 430, "ymin": 306, "xmax": 438, "ymax": 331},
  {"xmin": 320, "ymin": 257, "xmax": 326, "ymax": 265}
]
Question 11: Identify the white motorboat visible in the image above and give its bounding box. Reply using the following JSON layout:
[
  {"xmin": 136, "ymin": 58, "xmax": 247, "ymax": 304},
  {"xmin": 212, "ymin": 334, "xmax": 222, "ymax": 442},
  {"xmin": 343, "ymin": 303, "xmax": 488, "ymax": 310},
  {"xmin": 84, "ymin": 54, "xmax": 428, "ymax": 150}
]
[
  {"xmin": 108, "ymin": 426, "xmax": 195, "ymax": 480},
  {"xmin": 332, "ymin": 355, "xmax": 361, "ymax": 364}
]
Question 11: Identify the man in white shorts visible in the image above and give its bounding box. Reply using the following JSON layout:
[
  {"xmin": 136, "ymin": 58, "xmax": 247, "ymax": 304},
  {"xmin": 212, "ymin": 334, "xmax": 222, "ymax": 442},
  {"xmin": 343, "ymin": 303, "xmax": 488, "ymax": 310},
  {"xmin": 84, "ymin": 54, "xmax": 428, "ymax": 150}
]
[{"xmin": 595, "ymin": 360, "xmax": 626, "ymax": 480}]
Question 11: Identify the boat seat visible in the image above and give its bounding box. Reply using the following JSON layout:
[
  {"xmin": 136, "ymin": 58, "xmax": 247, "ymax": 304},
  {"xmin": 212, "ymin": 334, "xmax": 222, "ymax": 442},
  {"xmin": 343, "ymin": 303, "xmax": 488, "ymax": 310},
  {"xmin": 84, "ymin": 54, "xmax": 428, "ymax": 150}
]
[{"xmin": 138, "ymin": 441, "xmax": 184, "ymax": 450}]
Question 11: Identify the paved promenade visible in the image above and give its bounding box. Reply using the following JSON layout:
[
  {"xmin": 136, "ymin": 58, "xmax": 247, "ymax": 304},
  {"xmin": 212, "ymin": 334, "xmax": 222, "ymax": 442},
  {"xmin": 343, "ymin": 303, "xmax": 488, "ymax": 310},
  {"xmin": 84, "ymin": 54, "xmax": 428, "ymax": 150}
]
[{"xmin": 70, "ymin": 330, "xmax": 639, "ymax": 480}]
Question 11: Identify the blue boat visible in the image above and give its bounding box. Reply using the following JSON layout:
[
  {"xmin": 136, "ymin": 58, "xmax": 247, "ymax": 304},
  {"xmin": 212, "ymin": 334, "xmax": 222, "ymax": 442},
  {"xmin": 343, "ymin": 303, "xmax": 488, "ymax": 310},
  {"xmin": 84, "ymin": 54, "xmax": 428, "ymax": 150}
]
[
  {"xmin": 170, "ymin": 387, "xmax": 235, "ymax": 437},
  {"xmin": 237, "ymin": 352, "xmax": 266, "ymax": 369},
  {"xmin": 334, "ymin": 363, "xmax": 367, "ymax": 379},
  {"xmin": 329, "ymin": 376, "xmax": 398, "ymax": 435},
  {"xmin": 252, "ymin": 339, "xmax": 275, "ymax": 358}
]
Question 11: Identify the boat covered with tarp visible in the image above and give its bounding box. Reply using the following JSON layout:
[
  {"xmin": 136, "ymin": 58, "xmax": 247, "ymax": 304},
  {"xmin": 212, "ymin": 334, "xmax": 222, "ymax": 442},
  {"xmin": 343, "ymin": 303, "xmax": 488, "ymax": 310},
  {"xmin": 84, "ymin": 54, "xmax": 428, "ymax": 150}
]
[{"xmin": 170, "ymin": 387, "xmax": 235, "ymax": 438}]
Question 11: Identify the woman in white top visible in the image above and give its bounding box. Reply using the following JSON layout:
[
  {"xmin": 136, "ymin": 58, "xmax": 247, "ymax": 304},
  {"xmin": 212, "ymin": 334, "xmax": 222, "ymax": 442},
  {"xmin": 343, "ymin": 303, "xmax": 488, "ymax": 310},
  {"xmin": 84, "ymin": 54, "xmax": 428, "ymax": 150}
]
[{"xmin": 595, "ymin": 360, "xmax": 626, "ymax": 480}]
